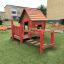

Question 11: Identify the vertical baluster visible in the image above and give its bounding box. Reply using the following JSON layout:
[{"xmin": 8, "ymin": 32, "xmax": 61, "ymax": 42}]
[{"xmin": 50, "ymin": 31, "xmax": 54, "ymax": 47}]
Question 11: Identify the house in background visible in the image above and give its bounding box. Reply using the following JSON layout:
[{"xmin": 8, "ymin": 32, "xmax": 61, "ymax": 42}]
[
  {"xmin": 4, "ymin": 5, "xmax": 24, "ymax": 20},
  {"xmin": 0, "ymin": 11, "xmax": 5, "ymax": 20},
  {"xmin": 47, "ymin": 0, "xmax": 64, "ymax": 24}
]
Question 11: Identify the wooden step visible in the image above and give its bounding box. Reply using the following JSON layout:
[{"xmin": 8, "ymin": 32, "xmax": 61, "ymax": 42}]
[
  {"xmin": 26, "ymin": 39, "xmax": 34, "ymax": 42},
  {"xmin": 43, "ymin": 44, "xmax": 52, "ymax": 49},
  {"xmin": 34, "ymin": 43, "xmax": 40, "ymax": 46},
  {"xmin": 30, "ymin": 41, "xmax": 38, "ymax": 44}
]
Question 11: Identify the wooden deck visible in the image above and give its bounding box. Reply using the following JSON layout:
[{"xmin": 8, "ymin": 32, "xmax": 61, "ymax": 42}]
[
  {"xmin": 14, "ymin": 34, "xmax": 29, "ymax": 40},
  {"xmin": 14, "ymin": 33, "xmax": 40, "ymax": 40},
  {"xmin": 14, "ymin": 34, "xmax": 53, "ymax": 48}
]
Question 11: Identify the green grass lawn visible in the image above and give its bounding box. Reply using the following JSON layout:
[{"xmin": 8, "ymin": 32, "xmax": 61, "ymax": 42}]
[
  {"xmin": 0, "ymin": 22, "xmax": 64, "ymax": 64},
  {"xmin": 0, "ymin": 30, "xmax": 64, "ymax": 64},
  {"xmin": 46, "ymin": 23, "xmax": 55, "ymax": 29},
  {"xmin": 2, "ymin": 21, "xmax": 20, "ymax": 27}
]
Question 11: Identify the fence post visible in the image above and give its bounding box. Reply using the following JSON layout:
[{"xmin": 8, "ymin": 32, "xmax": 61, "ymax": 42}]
[
  {"xmin": 11, "ymin": 20, "xmax": 14, "ymax": 41},
  {"xmin": 40, "ymin": 30, "xmax": 44, "ymax": 54}
]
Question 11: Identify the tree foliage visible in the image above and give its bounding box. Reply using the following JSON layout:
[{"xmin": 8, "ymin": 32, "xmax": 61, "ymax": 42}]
[
  {"xmin": 0, "ymin": 19, "xmax": 2, "ymax": 25},
  {"xmin": 38, "ymin": 5, "xmax": 47, "ymax": 16}
]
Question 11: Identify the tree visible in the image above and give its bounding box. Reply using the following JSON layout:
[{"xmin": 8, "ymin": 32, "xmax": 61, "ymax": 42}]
[{"xmin": 38, "ymin": 5, "xmax": 47, "ymax": 16}]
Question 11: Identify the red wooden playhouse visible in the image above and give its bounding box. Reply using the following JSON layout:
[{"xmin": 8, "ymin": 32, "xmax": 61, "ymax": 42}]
[{"xmin": 11, "ymin": 8, "xmax": 54, "ymax": 54}]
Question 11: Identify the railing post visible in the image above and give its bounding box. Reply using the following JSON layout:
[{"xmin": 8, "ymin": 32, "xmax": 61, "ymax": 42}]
[
  {"xmin": 11, "ymin": 20, "xmax": 14, "ymax": 41},
  {"xmin": 50, "ymin": 31, "xmax": 54, "ymax": 47},
  {"xmin": 40, "ymin": 30, "xmax": 44, "ymax": 54},
  {"xmin": 28, "ymin": 21, "xmax": 32, "ymax": 38}
]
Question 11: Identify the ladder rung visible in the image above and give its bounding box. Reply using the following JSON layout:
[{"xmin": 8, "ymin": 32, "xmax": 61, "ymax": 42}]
[
  {"xmin": 26, "ymin": 39, "xmax": 34, "ymax": 42},
  {"xmin": 34, "ymin": 43, "xmax": 40, "ymax": 46},
  {"xmin": 30, "ymin": 41, "xmax": 37, "ymax": 44},
  {"xmin": 43, "ymin": 44, "xmax": 53, "ymax": 49}
]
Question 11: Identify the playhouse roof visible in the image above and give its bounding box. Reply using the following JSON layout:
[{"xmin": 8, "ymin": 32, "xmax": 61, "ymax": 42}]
[
  {"xmin": 19, "ymin": 8, "xmax": 46, "ymax": 22},
  {"xmin": 26, "ymin": 8, "xmax": 46, "ymax": 20}
]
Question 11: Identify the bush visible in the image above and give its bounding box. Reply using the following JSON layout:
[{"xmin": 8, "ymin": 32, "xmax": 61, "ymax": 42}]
[
  {"xmin": 4, "ymin": 19, "xmax": 9, "ymax": 21},
  {"xmin": 60, "ymin": 19, "xmax": 64, "ymax": 25},
  {"xmin": 0, "ymin": 20, "xmax": 3, "ymax": 25}
]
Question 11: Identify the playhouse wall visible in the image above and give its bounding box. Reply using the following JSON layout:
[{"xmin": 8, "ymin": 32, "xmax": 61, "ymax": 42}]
[
  {"xmin": 32, "ymin": 21, "xmax": 45, "ymax": 29},
  {"xmin": 22, "ymin": 12, "xmax": 30, "ymax": 21}
]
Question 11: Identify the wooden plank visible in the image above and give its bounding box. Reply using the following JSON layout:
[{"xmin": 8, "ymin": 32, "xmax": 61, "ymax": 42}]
[
  {"xmin": 30, "ymin": 41, "xmax": 37, "ymax": 44},
  {"xmin": 34, "ymin": 43, "xmax": 40, "ymax": 46},
  {"xmin": 23, "ymin": 35, "xmax": 29, "ymax": 39},
  {"xmin": 26, "ymin": 39, "xmax": 34, "ymax": 42},
  {"xmin": 43, "ymin": 44, "xmax": 52, "ymax": 49},
  {"xmin": 14, "ymin": 35, "xmax": 20, "ymax": 40}
]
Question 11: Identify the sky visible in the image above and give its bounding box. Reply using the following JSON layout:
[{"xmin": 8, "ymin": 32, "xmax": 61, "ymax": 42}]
[{"xmin": 0, "ymin": 0, "xmax": 47, "ymax": 11}]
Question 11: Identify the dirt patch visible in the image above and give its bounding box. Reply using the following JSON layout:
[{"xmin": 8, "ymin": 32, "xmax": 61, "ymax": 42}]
[
  {"xmin": 52, "ymin": 24, "xmax": 64, "ymax": 30},
  {"xmin": 0, "ymin": 26, "xmax": 7, "ymax": 30}
]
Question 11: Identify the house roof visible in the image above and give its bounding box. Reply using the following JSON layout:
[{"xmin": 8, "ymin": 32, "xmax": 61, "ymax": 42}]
[
  {"xmin": 4, "ymin": 5, "xmax": 24, "ymax": 8},
  {"xmin": 19, "ymin": 8, "xmax": 46, "ymax": 22}
]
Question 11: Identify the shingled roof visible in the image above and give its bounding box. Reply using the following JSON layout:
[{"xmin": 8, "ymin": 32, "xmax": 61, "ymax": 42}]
[{"xmin": 19, "ymin": 8, "xmax": 46, "ymax": 22}]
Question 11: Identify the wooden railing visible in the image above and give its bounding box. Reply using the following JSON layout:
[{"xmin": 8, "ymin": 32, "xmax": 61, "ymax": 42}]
[
  {"xmin": 11, "ymin": 20, "xmax": 23, "ymax": 44},
  {"xmin": 14, "ymin": 26, "xmax": 20, "ymax": 36}
]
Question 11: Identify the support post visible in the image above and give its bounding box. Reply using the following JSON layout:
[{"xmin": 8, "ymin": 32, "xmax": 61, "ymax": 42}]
[
  {"xmin": 11, "ymin": 20, "xmax": 14, "ymax": 41},
  {"xmin": 44, "ymin": 21, "xmax": 46, "ymax": 30},
  {"xmin": 40, "ymin": 30, "xmax": 44, "ymax": 54},
  {"xmin": 19, "ymin": 22, "xmax": 23, "ymax": 44},
  {"xmin": 28, "ymin": 21, "xmax": 32, "ymax": 38},
  {"xmin": 50, "ymin": 31, "xmax": 54, "ymax": 47},
  {"xmin": 42, "ymin": 21, "xmax": 46, "ymax": 30}
]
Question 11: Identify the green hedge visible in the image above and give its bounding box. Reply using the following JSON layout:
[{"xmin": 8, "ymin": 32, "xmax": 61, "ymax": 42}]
[{"xmin": 60, "ymin": 19, "xmax": 64, "ymax": 25}]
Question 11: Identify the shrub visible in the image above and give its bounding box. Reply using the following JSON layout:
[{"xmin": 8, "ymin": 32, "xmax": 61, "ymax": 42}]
[
  {"xmin": 0, "ymin": 20, "xmax": 3, "ymax": 25},
  {"xmin": 4, "ymin": 19, "xmax": 9, "ymax": 21},
  {"xmin": 60, "ymin": 19, "xmax": 64, "ymax": 25}
]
